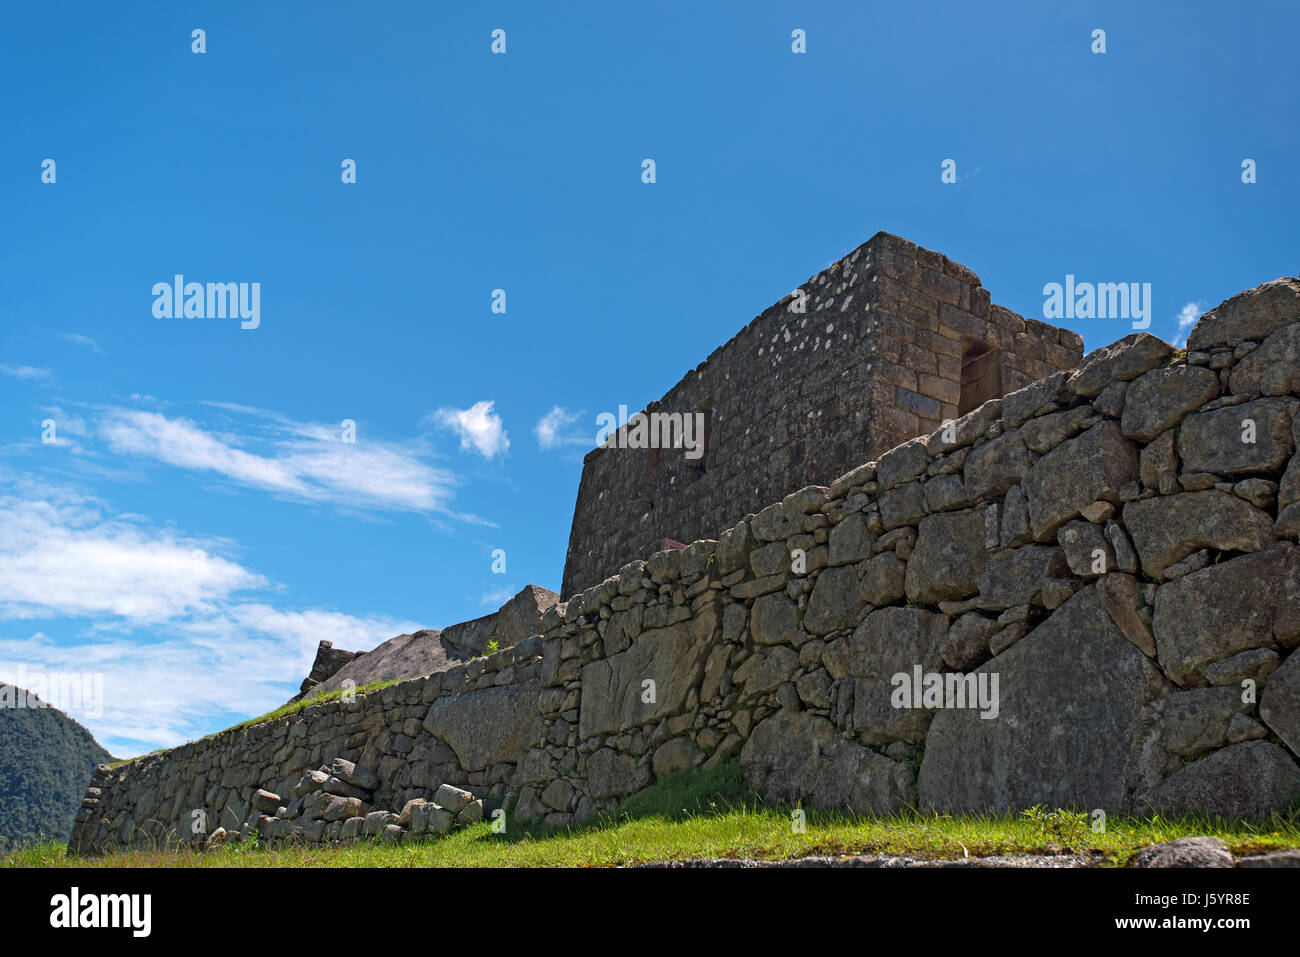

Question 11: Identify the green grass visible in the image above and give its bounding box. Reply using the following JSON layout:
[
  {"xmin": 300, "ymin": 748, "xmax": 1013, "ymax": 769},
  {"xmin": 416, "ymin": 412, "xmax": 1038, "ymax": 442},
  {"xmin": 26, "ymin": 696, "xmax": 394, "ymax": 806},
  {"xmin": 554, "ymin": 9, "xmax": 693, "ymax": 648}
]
[
  {"xmin": 225, "ymin": 679, "xmax": 401, "ymax": 734},
  {"xmin": 7, "ymin": 759, "xmax": 1300, "ymax": 868},
  {"xmin": 105, "ymin": 679, "xmax": 405, "ymax": 770}
]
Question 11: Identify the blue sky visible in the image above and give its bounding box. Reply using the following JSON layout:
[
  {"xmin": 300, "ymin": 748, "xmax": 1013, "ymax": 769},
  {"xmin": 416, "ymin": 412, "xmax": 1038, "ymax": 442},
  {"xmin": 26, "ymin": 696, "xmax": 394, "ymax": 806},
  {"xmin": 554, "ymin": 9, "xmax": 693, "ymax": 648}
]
[{"xmin": 1, "ymin": 1, "xmax": 1296, "ymax": 756}]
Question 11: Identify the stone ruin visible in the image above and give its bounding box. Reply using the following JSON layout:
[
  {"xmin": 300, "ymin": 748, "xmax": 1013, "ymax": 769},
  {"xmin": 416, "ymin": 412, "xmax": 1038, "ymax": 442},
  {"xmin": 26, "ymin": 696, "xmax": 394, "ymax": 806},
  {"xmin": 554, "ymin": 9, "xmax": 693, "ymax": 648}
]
[
  {"xmin": 561, "ymin": 232, "xmax": 1083, "ymax": 597},
  {"xmin": 69, "ymin": 236, "xmax": 1300, "ymax": 854}
]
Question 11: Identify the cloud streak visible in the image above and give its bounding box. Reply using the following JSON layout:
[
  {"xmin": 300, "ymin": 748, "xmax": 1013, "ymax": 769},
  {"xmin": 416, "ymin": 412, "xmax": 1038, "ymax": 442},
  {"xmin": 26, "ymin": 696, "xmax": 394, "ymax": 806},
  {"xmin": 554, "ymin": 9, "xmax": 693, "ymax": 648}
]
[
  {"xmin": 0, "ymin": 479, "xmax": 421, "ymax": 755},
  {"xmin": 99, "ymin": 406, "xmax": 459, "ymax": 514}
]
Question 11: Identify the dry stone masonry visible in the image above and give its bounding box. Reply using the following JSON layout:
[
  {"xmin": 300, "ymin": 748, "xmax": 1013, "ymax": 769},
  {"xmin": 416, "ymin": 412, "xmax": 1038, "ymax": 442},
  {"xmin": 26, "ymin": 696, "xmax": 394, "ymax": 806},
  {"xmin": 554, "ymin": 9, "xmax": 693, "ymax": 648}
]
[
  {"xmin": 70, "ymin": 249, "xmax": 1300, "ymax": 855},
  {"xmin": 561, "ymin": 233, "xmax": 1082, "ymax": 597}
]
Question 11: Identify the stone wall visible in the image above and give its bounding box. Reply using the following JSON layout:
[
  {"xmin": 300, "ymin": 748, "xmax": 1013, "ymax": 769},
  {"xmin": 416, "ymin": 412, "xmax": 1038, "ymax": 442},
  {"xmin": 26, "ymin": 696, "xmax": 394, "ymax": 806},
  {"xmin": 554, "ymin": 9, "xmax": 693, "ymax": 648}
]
[
  {"xmin": 561, "ymin": 232, "xmax": 1082, "ymax": 598},
  {"xmin": 71, "ymin": 275, "xmax": 1300, "ymax": 854}
]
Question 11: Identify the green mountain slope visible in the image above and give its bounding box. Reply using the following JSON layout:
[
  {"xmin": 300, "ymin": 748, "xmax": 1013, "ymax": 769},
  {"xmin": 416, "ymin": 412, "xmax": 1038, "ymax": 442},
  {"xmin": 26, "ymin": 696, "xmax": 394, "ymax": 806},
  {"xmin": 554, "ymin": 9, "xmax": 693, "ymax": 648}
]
[{"xmin": 0, "ymin": 684, "xmax": 114, "ymax": 850}]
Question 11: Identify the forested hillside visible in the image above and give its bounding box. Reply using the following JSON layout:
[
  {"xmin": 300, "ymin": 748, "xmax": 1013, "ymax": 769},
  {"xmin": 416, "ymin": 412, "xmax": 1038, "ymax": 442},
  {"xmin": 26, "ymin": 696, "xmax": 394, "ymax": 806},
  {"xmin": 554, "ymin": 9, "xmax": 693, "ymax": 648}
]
[{"xmin": 0, "ymin": 685, "xmax": 113, "ymax": 850}]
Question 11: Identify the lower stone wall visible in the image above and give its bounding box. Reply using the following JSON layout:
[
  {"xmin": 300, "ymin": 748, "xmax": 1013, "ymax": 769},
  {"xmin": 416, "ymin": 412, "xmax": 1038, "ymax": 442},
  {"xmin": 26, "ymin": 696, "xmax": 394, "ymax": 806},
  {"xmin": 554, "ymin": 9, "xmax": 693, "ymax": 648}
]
[{"xmin": 72, "ymin": 277, "xmax": 1300, "ymax": 852}]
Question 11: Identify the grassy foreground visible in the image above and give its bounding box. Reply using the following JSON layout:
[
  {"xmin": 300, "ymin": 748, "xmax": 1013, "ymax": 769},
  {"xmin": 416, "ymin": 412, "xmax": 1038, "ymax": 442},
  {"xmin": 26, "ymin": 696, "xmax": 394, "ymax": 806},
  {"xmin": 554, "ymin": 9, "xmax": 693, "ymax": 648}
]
[{"xmin": 7, "ymin": 760, "xmax": 1299, "ymax": 868}]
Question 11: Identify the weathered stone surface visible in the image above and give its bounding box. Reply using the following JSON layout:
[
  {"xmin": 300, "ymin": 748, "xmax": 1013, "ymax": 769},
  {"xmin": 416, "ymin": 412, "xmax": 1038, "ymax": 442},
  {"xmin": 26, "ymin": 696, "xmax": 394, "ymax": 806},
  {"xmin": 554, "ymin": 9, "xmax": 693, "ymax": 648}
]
[
  {"xmin": 940, "ymin": 612, "xmax": 1000, "ymax": 671},
  {"xmin": 999, "ymin": 484, "xmax": 1032, "ymax": 547},
  {"xmin": 1145, "ymin": 687, "xmax": 1253, "ymax": 758},
  {"xmin": 875, "ymin": 437, "xmax": 930, "ymax": 491},
  {"xmin": 1178, "ymin": 397, "xmax": 1296, "ymax": 476},
  {"xmin": 458, "ymin": 799, "xmax": 484, "ymax": 825},
  {"xmin": 294, "ymin": 769, "xmax": 328, "ymax": 798},
  {"xmin": 1068, "ymin": 333, "xmax": 1174, "ymax": 398},
  {"xmin": 424, "ymin": 680, "xmax": 541, "ymax": 770},
  {"xmin": 804, "ymin": 565, "xmax": 866, "ymax": 635},
  {"xmin": 1025, "ymin": 421, "xmax": 1139, "ymax": 541},
  {"xmin": 1139, "ymin": 430, "xmax": 1178, "ymax": 489},
  {"xmin": 1187, "ymin": 277, "xmax": 1300, "ymax": 351},
  {"xmin": 1151, "ymin": 742, "xmax": 1300, "ymax": 817},
  {"xmin": 1002, "ymin": 371, "xmax": 1070, "ymax": 429},
  {"xmin": 1120, "ymin": 366, "xmax": 1219, "ymax": 442},
  {"xmin": 1020, "ymin": 407, "xmax": 1092, "ymax": 455},
  {"xmin": 578, "ymin": 610, "xmax": 715, "ymax": 739},
  {"xmin": 362, "ymin": 810, "xmax": 397, "ymax": 836},
  {"xmin": 976, "ymin": 546, "xmax": 1069, "ymax": 611},
  {"xmin": 251, "ymin": 789, "xmax": 281, "ymax": 814},
  {"xmin": 1237, "ymin": 849, "xmax": 1300, "ymax": 868},
  {"xmin": 1152, "ymin": 545, "xmax": 1292, "ymax": 686},
  {"xmin": 1124, "ymin": 490, "xmax": 1275, "ymax": 579},
  {"xmin": 1231, "ymin": 321, "xmax": 1300, "ymax": 396},
  {"xmin": 923, "ymin": 473, "xmax": 968, "ymax": 511},
  {"xmin": 965, "ymin": 431, "xmax": 1030, "ymax": 502},
  {"xmin": 1097, "ymin": 572, "xmax": 1155, "ymax": 657},
  {"xmin": 652, "ymin": 737, "xmax": 703, "ymax": 778},
  {"xmin": 321, "ymin": 794, "xmax": 362, "ymax": 822},
  {"xmin": 734, "ymin": 646, "xmax": 800, "ymax": 697},
  {"xmin": 586, "ymin": 747, "xmax": 651, "ymax": 800},
  {"xmin": 860, "ymin": 552, "xmax": 907, "ymax": 605},
  {"xmin": 1133, "ymin": 837, "xmax": 1234, "ymax": 868},
  {"xmin": 433, "ymin": 783, "xmax": 474, "ymax": 813},
  {"xmin": 741, "ymin": 711, "xmax": 914, "ymax": 813},
  {"xmin": 327, "ymin": 759, "xmax": 379, "ymax": 791},
  {"xmin": 918, "ymin": 586, "xmax": 1172, "ymax": 813},
  {"xmin": 905, "ymin": 510, "xmax": 987, "ymax": 604},
  {"xmin": 1204, "ymin": 647, "xmax": 1280, "ymax": 686},
  {"xmin": 750, "ymin": 592, "xmax": 800, "ymax": 645},
  {"xmin": 827, "ymin": 512, "xmax": 874, "ymax": 565},
  {"xmin": 1260, "ymin": 648, "xmax": 1300, "ymax": 759},
  {"xmin": 878, "ymin": 481, "xmax": 927, "ymax": 530},
  {"xmin": 849, "ymin": 607, "xmax": 949, "ymax": 745},
  {"xmin": 1057, "ymin": 521, "xmax": 1112, "ymax": 577}
]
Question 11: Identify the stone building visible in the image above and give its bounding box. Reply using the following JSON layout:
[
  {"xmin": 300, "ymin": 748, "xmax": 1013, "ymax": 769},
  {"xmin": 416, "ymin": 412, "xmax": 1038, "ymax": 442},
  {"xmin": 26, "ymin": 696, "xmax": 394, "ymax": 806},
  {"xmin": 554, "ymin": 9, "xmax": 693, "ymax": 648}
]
[{"xmin": 561, "ymin": 232, "xmax": 1084, "ymax": 597}]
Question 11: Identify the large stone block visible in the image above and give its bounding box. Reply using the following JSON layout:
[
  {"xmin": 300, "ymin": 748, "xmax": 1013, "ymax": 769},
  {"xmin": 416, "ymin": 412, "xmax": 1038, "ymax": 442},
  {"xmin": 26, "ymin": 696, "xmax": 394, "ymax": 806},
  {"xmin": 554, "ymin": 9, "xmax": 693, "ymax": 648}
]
[
  {"xmin": 848, "ymin": 606, "xmax": 949, "ymax": 745},
  {"xmin": 804, "ymin": 565, "xmax": 867, "ymax": 635},
  {"xmin": 423, "ymin": 680, "xmax": 541, "ymax": 770},
  {"xmin": 1067, "ymin": 333, "xmax": 1174, "ymax": 398},
  {"xmin": 1177, "ymin": 397, "xmax": 1297, "ymax": 476},
  {"xmin": 585, "ymin": 748, "xmax": 651, "ymax": 800},
  {"xmin": 964, "ymin": 431, "xmax": 1031, "ymax": 502},
  {"xmin": 905, "ymin": 510, "xmax": 988, "ymax": 604},
  {"xmin": 1152, "ymin": 545, "xmax": 1294, "ymax": 687},
  {"xmin": 1230, "ymin": 322, "xmax": 1300, "ymax": 396},
  {"xmin": 917, "ymin": 586, "xmax": 1172, "ymax": 813},
  {"xmin": 741, "ymin": 710, "xmax": 914, "ymax": 813},
  {"xmin": 1186, "ymin": 277, "xmax": 1300, "ymax": 351},
  {"xmin": 578, "ymin": 607, "xmax": 717, "ymax": 739},
  {"xmin": 1260, "ymin": 648, "xmax": 1300, "ymax": 759},
  {"xmin": 1120, "ymin": 366, "xmax": 1219, "ymax": 442},
  {"xmin": 1124, "ymin": 490, "xmax": 1276, "ymax": 579},
  {"xmin": 1025, "ymin": 421, "xmax": 1139, "ymax": 541},
  {"xmin": 1150, "ymin": 742, "xmax": 1300, "ymax": 818},
  {"xmin": 976, "ymin": 545, "xmax": 1070, "ymax": 610}
]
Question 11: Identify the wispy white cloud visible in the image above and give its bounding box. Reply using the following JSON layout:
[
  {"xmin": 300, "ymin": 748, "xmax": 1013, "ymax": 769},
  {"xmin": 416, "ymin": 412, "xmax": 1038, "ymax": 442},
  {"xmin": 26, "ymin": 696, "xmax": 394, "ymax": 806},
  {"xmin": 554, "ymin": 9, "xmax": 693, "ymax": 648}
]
[
  {"xmin": 534, "ymin": 405, "xmax": 587, "ymax": 449},
  {"xmin": 99, "ymin": 407, "xmax": 459, "ymax": 514},
  {"xmin": 0, "ymin": 483, "xmax": 261, "ymax": 622},
  {"xmin": 0, "ymin": 479, "xmax": 420, "ymax": 755},
  {"xmin": 1171, "ymin": 300, "xmax": 1206, "ymax": 349},
  {"xmin": 428, "ymin": 400, "xmax": 510, "ymax": 459},
  {"xmin": 0, "ymin": 364, "xmax": 51, "ymax": 380},
  {"xmin": 59, "ymin": 332, "xmax": 103, "ymax": 353},
  {"xmin": 479, "ymin": 586, "xmax": 516, "ymax": 607}
]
